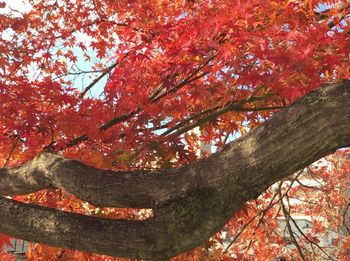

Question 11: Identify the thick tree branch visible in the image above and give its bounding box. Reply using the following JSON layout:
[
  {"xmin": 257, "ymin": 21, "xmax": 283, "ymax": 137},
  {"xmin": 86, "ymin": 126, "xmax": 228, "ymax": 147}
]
[
  {"xmin": 0, "ymin": 81, "xmax": 349, "ymax": 259},
  {"xmin": 0, "ymin": 152, "xmax": 194, "ymax": 208}
]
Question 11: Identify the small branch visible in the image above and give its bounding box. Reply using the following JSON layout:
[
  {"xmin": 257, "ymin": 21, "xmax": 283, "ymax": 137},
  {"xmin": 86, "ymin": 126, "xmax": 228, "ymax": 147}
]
[
  {"xmin": 80, "ymin": 53, "xmax": 129, "ymax": 98},
  {"xmin": 98, "ymin": 108, "xmax": 141, "ymax": 131},
  {"xmin": 149, "ymin": 51, "xmax": 219, "ymax": 102},
  {"xmin": 79, "ymin": 64, "xmax": 116, "ymax": 98},
  {"xmin": 3, "ymin": 136, "xmax": 20, "ymax": 167},
  {"xmin": 150, "ymin": 53, "xmax": 217, "ymax": 103},
  {"xmin": 238, "ymin": 106, "xmax": 284, "ymax": 112},
  {"xmin": 163, "ymin": 94, "xmax": 273, "ymax": 138},
  {"xmin": 223, "ymin": 172, "xmax": 302, "ymax": 255},
  {"xmin": 279, "ymin": 187, "xmax": 307, "ymax": 261},
  {"xmin": 66, "ymin": 134, "xmax": 88, "ymax": 148},
  {"xmin": 295, "ymin": 178, "xmax": 321, "ymax": 190},
  {"xmin": 286, "ymin": 200, "xmax": 336, "ymax": 261},
  {"xmin": 222, "ymin": 193, "xmax": 278, "ymax": 255},
  {"xmin": 342, "ymin": 203, "xmax": 350, "ymax": 234},
  {"xmin": 161, "ymin": 104, "xmax": 224, "ymax": 136}
]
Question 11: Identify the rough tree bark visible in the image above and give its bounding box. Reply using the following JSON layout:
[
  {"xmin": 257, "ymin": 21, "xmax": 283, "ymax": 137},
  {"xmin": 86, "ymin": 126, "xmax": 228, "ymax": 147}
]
[{"xmin": 0, "ymin": 81, "xmax": 349, "ymax": 260}]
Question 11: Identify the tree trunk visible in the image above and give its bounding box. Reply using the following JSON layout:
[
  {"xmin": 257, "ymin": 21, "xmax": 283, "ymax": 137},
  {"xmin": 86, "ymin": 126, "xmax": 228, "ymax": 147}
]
[{"xmin": 0, "ymin": 81, "xmax": 349, "ymax": 259}]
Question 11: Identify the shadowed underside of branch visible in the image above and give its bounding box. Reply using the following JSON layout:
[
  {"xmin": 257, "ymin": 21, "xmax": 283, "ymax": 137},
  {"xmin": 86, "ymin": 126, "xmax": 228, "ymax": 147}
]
[{"xmin": 0, "ymin": 81, "xmax": 349, "ymax": 260}]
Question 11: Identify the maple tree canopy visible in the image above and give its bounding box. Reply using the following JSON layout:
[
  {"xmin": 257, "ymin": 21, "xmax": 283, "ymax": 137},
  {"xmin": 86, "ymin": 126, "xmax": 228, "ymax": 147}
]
[{"xmin": 0, "ymin": 0, "xmax": 349, "ymax": 260}]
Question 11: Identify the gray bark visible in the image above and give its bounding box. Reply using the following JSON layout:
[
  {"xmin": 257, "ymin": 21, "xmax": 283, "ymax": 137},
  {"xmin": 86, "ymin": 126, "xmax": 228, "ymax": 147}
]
[{"xmin": 0, "ymin": 81, "xmax": 349, "ymax": 259}]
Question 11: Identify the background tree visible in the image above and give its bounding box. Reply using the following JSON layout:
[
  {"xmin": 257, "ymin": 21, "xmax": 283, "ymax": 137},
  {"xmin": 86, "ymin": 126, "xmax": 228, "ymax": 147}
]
[{"xmin": 0, "ymin": 0, "xmax": 349, "ymax": 259}]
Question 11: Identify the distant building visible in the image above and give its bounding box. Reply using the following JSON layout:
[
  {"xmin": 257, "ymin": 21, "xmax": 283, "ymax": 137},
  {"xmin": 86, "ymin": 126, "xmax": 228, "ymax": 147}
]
[{"xmin": 4, "ymin": 238, "xmax": 27, "ymax": 260}]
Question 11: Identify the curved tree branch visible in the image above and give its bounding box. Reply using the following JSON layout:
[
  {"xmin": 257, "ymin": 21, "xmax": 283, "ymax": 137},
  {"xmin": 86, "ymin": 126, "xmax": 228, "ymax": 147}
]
[
  {"xmin": 0, "ymin": 152, "xmax": 196, "ymax": 208},
  {"xmin": 0, "ymin": 81, "xmax": 349, "ymax": 259}
]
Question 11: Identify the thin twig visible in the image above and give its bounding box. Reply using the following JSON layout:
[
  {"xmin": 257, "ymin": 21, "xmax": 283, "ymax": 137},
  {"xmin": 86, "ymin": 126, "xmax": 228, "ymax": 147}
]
[
  {"xmin": 286, "ymin": 199, "xmax": 336, "ymax": 261},
  {"xmin": 163, "ymin": 94, "xmax": 276, "ymax": 138},
  {"xmin": 279, "ymin": 187, "xmax": 307, "ymax": 261},
  {"xmin": 150, "ymin": 53, "xmax": 216, "ymax": 102},
  {"xmin": 222, "ymin": 173, "xmax": 302, "ymax": 255},
  {"xmin": 80, "ymin": 53, "xmax": 129, "ymax": 98},
  {"xmin": 3, "ymin": 136, "xmax": 20, "ymax": 167}
]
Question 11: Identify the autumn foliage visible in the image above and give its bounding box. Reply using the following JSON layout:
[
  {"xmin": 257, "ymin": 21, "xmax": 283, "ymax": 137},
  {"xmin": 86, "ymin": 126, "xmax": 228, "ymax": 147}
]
[{"xmin": 0, "ymin": 0, "xmax": 350, "ymax": 259}]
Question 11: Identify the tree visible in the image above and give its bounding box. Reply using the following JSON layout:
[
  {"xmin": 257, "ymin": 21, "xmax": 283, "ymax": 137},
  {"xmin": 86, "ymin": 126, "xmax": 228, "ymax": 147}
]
[{"xmin": 0, "ymin": 0, "xmax": 349, "ymax": 260}]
